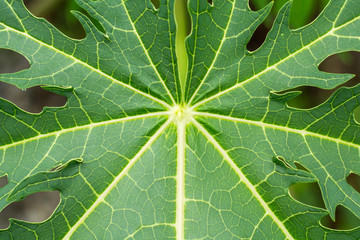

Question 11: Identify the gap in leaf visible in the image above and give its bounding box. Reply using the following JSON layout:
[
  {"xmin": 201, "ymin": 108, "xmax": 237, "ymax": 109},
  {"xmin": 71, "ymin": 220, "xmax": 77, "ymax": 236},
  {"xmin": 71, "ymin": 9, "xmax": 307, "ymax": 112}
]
[
  {"xmin": 286, "ymin": 51, "xmax": 360, "ymax": 109},
  {"xmin": 247, "ymin": 0, "xmax": 276, "ymax": 51},
  {"xmin": 207, "ymin": 0, "xmax": 213, "ymax": 6},
  {"xmin": 247, "ymin": 0, "xmax": 331, "ymax": 51},
  {"xmin": 347, "ymin": 173, "xmax": 360, "ymax": 193},
  {"xmin": 355, "ymin": 106, "xmax": 360, "ymax": 124},
  {"xmin": 246, "ymin": 22, "xmax": 268, "ymax": 52},
  {"xmin": 0, "ymin": 176, "xmax": 8, "ymax": 188},
  {"xmin": 249, "ymin": 0, "xmax": 329, "ymax": 29},
  {"xmin": 50, "ymin": 163, "xmax": 67, "ymax": 172},
  {"xmin": 321, "ymin": 205, "xmax": 360, "ymax": 230},
  {"xmin": 289, "ymin": 181, "xmax": 326, "ymax": 209},
  {"xmin": 150, "ymin": 0, "xmax": 160, "ymax": 9},
  {"xmin": 294, "ymin": 162, "xmax": 310, "ymax": 172},
  {"xmin": 0, "ymin": 49, "xmax": 67, "ymax": 113},
  {"xmin": 248, "ymin": 0, "xmax": 266, "ymax": 11},
  {"xmin": 286, "ymin": 86, "xmax": 336, "ymax": 109},
  {"xmin": 288, "ymin": 0, "xmax": 329, "ymax": 29},
  {"xmin": 319, "ymin": 52, "xmax": 360, "ymax": 76},
  {"xmin": 275, "ymin": 156, "xmax": 293, "ymax": 169},
  {"xmin": 23, "ymin": 0, "xmax": 91, "ymax": 39},
  {"xmin": 0, "ymin": 49, "xmax": 30, "ymax": 74},
  {"xmin": 0, "ymin": 191, "xmax": 60, "ymax": 229},
  {"xmin": 175, "ymin": 0, "xmax": 191, "ymax": 36},
  {"xmin": 0, "ymin": 82, "xmax": 67, "ymax": 114}
]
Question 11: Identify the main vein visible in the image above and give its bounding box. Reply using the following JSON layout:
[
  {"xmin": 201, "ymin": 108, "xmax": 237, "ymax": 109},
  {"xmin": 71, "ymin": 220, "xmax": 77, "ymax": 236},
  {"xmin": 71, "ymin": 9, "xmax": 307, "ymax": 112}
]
[
  {"xmin": 190, "ymin": 14, "xmax": 360, "ymax": 109},
  {"xmin": 187, "ymin": 0, "xmax": 235, "ymax": 105},
  {"xmin": 0, "ymin": 24, "xmax": 171, "ymax": 109},
  {"xmin": 191, "ymin": 118, "xmax": 294, "ymax": 240},
  {"xmin": 122, "ymin": 0, "xmax": 177, "ymax": 105},
  {"xmin": 0, "ymin": 112, "xmax": 169, "ymax": 151},
  {"xmin": 194, "ymin": 112, "xmax": 360, "ymax": 149},
  {"xmin": 63, "ymin": 117, "xmax": 173, "ymax": 239},
  {"xmin": 176, "ymin": 118, "xmax": 186, "ymax": 239}
]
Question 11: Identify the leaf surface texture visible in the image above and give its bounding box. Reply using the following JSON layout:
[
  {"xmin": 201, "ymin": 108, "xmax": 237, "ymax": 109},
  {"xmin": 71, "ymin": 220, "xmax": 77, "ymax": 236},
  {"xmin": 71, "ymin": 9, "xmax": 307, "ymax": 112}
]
[{"xmin": 0, "ymin": 0, "xmax": 360, "ymax": 239}]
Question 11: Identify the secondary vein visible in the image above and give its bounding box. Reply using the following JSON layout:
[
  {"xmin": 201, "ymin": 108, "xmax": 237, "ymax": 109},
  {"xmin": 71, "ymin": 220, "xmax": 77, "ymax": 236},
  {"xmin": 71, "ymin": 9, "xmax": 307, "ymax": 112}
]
[
  {"xmin": 0, "ymin": 112, "xmax": 169, "ymax": 151},
  {"xmin": 191, "ymin": 14, "xmax": 360, "ymax": 109},
  {"xmin": 191, "ymin": 117, "xmax": 294, "ymax": 240},
  {"xmin": 176, "ymin": 117, "xmax": 186, "ymax": 239},
  {"xmin": 62, "ymin": 117, "xmax": 173, "ymax": 239},
  {"xmin": 193, "ymin": 112, "xmax": 360, "ymax": 149}
]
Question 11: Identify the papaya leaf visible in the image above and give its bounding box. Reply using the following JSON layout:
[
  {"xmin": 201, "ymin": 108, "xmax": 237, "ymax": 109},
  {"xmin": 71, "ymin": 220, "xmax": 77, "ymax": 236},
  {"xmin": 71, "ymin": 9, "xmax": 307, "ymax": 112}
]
[{"xmin": 0, "ymin": 0, "xmax": 360, "ymax": 239}]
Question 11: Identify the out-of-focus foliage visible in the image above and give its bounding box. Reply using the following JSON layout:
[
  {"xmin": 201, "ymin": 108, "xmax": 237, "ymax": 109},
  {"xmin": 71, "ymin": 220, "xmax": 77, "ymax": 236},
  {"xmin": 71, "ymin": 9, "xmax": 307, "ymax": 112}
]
[{"xmin": 251, "ymin": 0, "xmax": 330, "ymax": 28}]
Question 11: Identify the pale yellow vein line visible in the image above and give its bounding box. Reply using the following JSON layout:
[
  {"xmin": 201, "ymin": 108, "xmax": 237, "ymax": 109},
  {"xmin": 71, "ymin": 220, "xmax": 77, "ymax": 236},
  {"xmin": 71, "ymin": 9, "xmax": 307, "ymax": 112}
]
[
  {"xmin": 0, "ymin": 112, "xmax": 169, "ymax": 151},
  {"xmin": 191, "ymin": 14, "xmax": 360, "ymax": 109},
  {"xmin": 187, "ymin": 0, "xmax": 236, "ymax": 105},
  {"xmin": 0, "ymin": 24, "xmax": 171, "ymax": 109},
  {"xmin": 176, "ymin": 118, "xmax": 186, "ymax": 240},
  {"xmin": 62, "ymin": 117, "xmax": 173, "ymax": 239},
  {"xmin": 124, "ymin": 223, "xmax": 176, "ymax": 240},
  {"xmin": 191, "ymin": 118, "xmax": 294, "ymax": 240},
  {"xmin": 331, "ymin": 34, "xmax": 360, "ymax": 40},
  {"xmin": 0, "ymin": 107, "xmax": 40, "ymax": 135},
  {"xmin": 303, "ymin": 138, "xmax": 360, "ymax": 211},
  {"xmin": 333, "ymin": 0, "xmax": 348, "ymax": 27},
  {"xmin": 193, "ymin": 112, "xmax": 360, "ymax": 149},
  {"xmin": 122, "ymin": 0, "xmax": 176, "ymax": 105},
  {"xmin": 3, "ymin": 1, "xmax": 26, "ymax": 31},
  {"xmin": 250, "ymin": 214, "xmax": 267, "ymax": 239},
  {"xmin": 304, "ymin": 90, "xmax": 356, "ymax": 131},
  {"xmin": 25, "ymin": 134, "xmax": 59, "ymax": 178}
]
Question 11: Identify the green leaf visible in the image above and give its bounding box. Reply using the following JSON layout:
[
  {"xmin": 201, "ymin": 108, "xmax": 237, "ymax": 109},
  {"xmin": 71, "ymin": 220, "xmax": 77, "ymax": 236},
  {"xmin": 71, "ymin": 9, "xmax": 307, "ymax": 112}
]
[{"xmin": 0, "ymin": 0, "xmax": 360, "ymax": 239}]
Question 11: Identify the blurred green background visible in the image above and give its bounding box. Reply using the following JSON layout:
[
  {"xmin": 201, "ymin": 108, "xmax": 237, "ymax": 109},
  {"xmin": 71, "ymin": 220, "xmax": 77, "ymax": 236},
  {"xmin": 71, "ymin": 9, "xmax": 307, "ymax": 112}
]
[{"xmin": 0, "ymin": 0, "xmax": 359, "ymax": 232}]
